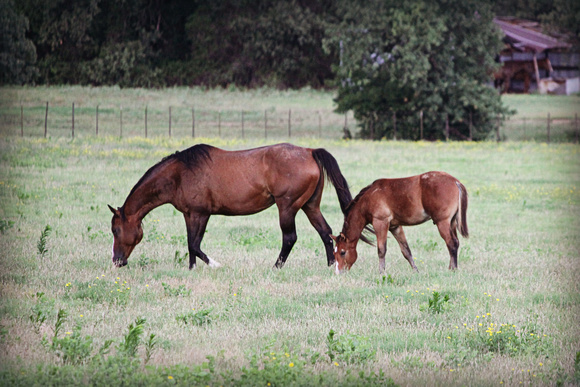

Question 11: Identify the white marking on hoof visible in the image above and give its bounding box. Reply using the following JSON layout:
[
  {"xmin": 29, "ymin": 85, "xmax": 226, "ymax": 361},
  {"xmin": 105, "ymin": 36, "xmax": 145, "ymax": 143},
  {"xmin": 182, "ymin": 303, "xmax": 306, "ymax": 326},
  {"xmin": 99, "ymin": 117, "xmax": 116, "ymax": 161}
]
[{"xmin": 207, "ymin": 256, "xmax": 222, "ymax": 268}]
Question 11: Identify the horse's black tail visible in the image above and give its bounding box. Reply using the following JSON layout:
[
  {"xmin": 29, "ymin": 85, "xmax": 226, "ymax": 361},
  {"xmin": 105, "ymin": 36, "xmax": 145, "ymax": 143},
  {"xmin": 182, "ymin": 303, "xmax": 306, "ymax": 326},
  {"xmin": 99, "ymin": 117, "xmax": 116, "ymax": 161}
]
[
  {"xmin": 455, "ymin": 181, "xmax": 469, "ymax": 238},
  {"xmin": 311, "ymin": 148, "xmax": 352, "ymax": 214},
  {"xmin": 312, "ymin": 148, "xmax": 375, "ymax": 246}
]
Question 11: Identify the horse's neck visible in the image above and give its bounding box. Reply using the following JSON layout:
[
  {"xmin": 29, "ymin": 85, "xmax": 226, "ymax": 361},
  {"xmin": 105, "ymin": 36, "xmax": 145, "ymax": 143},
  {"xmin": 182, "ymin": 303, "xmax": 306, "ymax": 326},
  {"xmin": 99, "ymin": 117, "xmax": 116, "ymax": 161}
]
[
  {"xmin": 123, "ymin": 167, "xmax": 175, "ymax": 221},
  {"xmin": 343, "ymin": 199, "xmax": 368, "ymax": 243}
]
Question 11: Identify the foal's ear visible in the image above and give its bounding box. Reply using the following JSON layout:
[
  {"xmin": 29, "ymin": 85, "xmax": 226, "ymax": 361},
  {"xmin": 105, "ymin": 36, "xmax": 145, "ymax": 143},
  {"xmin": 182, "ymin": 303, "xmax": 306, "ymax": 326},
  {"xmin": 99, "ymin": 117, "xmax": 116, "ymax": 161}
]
[
  {"xmin": 108, "ymin": 204, "xmax": 120, "ymax": 216},
  {"xmin": 330, "ymin": 234, "xmax": 337, "ymax": 243}
]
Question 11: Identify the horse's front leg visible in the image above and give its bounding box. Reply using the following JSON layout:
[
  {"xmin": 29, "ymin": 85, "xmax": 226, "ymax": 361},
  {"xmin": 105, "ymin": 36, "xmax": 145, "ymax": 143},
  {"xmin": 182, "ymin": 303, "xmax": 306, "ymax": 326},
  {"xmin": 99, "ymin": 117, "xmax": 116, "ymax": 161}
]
[
  {"xmin": 184, "ymin": 213, "xmax": 219, "ymax": 270},
  {"xmin": 373, "ymin": 220, "xmax": 390, "ymax": 274}
]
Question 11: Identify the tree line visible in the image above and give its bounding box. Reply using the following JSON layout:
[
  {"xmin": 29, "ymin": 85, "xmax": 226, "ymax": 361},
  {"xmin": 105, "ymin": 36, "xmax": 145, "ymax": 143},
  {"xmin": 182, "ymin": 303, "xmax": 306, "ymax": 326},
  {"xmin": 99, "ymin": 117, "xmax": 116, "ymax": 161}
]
[{"xmin": 2, "ymin": 0, "xmax": 578, "ymax": 140}]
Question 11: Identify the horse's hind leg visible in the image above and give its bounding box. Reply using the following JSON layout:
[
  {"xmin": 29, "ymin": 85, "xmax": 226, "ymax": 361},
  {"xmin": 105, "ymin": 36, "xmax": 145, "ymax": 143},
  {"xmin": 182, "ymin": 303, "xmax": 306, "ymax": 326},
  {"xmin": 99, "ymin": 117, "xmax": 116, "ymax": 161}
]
[
  {"xmin": 436, "ymin": 219, "xmax": 459, "ymax": 270},
  {"xmin": 274, "ymin": 208, "xmax": 298, "ymax": 269},
  {"xmin": 390, "ymin": 226, "xmax": 418, "ymax": 272},
  {"xmin": 302, "ymin": 204, "xmax": 334, "ymax": 266}
]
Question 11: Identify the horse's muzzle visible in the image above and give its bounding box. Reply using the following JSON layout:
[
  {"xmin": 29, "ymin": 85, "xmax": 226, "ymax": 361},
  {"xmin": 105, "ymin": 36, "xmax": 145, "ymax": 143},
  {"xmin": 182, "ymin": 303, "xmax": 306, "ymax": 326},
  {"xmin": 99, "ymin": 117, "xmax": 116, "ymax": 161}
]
[
  {"xmin": 334, "ymin": 262, "xmax": 346, "ymax": 275},
  {"xmin": 113, "ymin": 258, "xmax": 128, "ymax": 267}
]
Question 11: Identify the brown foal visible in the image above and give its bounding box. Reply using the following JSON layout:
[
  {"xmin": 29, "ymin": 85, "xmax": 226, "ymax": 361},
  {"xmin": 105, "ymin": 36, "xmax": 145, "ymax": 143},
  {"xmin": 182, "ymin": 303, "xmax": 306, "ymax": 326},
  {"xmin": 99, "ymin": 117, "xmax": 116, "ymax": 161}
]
[{"xmin": 331, "ymin": 171, "xmax": 468, "ymax": 274}]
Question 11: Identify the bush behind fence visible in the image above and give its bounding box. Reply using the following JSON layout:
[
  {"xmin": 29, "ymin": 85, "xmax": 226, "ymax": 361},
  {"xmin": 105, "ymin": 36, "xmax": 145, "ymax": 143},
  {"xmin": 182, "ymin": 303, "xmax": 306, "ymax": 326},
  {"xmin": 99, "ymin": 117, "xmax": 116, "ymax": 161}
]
[{"xmin": 0, "ymin": 103, "xmax": 578, "ymax": 143}]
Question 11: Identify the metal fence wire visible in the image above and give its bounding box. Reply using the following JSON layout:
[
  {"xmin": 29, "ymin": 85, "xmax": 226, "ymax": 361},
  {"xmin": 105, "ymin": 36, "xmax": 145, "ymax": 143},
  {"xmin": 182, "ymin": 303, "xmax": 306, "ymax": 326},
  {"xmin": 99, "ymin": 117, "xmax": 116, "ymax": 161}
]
[{"xmin": 0, "ymin": 103, "xmax": 578, "ymax": 143}]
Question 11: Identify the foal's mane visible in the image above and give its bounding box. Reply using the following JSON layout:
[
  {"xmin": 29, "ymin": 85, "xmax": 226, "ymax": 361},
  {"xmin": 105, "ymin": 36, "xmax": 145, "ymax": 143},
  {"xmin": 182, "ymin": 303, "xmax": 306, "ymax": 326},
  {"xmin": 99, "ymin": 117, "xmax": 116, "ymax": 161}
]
[
  {"xmin": 344, "ymin": 183, "xmax": 373, "ymax": 216},
  {"xmin": 343, "ymin": 183, "xmax": 376, "ymax": 246},
  {"xmin": 127, "ymin": 144, "xmax": 213, "ymax": 199}
]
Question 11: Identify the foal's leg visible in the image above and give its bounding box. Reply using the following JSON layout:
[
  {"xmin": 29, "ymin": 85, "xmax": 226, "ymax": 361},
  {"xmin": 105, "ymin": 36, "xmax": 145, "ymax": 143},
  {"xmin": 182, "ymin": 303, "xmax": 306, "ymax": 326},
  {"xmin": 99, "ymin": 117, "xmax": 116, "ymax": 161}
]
[
  {"xmin": 436, "ymin": 219, "xmax": 460, "ymax": 270},
  {"xmin": 390, "ymin": 226, "xmax": 418, "ymax": 272},
  {"xmin": 274, "ymin": 206, "xmax": 299, "ymax": 269},
  {"xmin": 302, "ymin": 204, "xmax": 335, "ymax": 266},
  {"xmin": 372, "ymin": 220, "xmax": 390, "ymax": 274},
  {"xmin": 184, "ymin": 213, "xmax": 220, "ymax": 270}
]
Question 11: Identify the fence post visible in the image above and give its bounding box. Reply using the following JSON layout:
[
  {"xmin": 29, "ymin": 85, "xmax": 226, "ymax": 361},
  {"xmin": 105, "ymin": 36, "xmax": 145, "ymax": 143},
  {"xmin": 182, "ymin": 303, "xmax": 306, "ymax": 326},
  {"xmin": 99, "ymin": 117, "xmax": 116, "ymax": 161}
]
[
  {"xmin": 192, "ymin": 107, "xmax": 195, "ymax": 138},
  {"xmin": 547, "ymin": 112, "xmax": 550, "ymax": 144},
  {"xmin": 420, "ymin": 110, "xmax": 423, "ymax": 140},
  {"xmin": 522, "ymin": 117, "xmax": 526, "ymax": 141},
  {"xmin": 241, "ymin": 110, "xmax": 245, "ymax": 139},
  {"xmin": 20, "ymin": 105, "xmax": 23, "ymax": 137},
  {"xmin": 445, "ymin": 114, "xmax": 449, "ymax": 141},
  {"xmin": 218, "ymin": 111, "xmax": 221, "ymax": 138},
  {"xmin": 96, "ymin": 105, "xmax": 99, "ymax": 136},
  {"xmin": 120, "ymin": 106, "xmax": 123, "ymax": 137},
  {"xmin": 575, "ymin": 113, "xmax": 578, "ymax": 144},
  {"xmin": 264, "ymin": 110, "xmax": 267, "ymax": 139},
  {"xmin": 72, "ymin": 102, "xmax": 75, "ymax": 139},
  {"xmin": 44, "ymin": 102, "xmax": 48, "ymax": 138},
  {"xmin": 496, "ymin": 115, "xmax": 500, "ymax": 142},
  {"xmin": 145, "ymin": 105, "xmax": 148, "ymax": 138},
  {"xmin": 319, "ymin": 111, "xmax": 322, "ymax": 138},
  {"xmin": 393, "ymin": 111, "xmax": 397, "ymax": 140},
  {"xmin": 288, "ymin": 109, "xmax": 291, "ymax": 137},
  {"xmin": 169, "ymin": 106, "xmax": 172, "ymax": 137},
  {"xmin": 469, "ymin": 111, "xmax": 473, "ymax": 141}
]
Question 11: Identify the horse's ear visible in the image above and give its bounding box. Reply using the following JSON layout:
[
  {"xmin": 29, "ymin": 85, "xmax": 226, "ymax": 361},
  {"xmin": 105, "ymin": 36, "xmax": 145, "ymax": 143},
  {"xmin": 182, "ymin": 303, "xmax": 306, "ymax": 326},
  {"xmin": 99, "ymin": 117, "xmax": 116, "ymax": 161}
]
[
  {"xmin": 330, "ymin": 234, "xmax": 337, "ymax": 243},
  {"xmin": 108, "ymin": 205, "xmax": 119, "ymax": 216}
]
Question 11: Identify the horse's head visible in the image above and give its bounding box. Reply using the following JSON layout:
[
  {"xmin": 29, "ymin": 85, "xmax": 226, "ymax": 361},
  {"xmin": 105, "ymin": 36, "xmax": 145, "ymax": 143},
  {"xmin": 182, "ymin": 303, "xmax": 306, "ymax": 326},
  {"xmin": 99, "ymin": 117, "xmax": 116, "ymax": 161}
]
[
  {"xmin": 331, "ymin": 233, "xmax": 358, "ymax": 274},
  {"xmin": 108, "ymin": 205, "xmax": 143, "ymax": 267}
]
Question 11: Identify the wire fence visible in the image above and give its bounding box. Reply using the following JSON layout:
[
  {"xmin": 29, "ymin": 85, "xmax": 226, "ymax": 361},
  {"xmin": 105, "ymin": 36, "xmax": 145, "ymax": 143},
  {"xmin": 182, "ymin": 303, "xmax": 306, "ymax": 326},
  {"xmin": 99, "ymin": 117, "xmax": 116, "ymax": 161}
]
[
  {"xmin": 0, "ymin": 103, "xmax": 352, "ymax": 140},
  {"xmin": 0, "ymin": 103, "xmax": 578, "ymax": 143}
]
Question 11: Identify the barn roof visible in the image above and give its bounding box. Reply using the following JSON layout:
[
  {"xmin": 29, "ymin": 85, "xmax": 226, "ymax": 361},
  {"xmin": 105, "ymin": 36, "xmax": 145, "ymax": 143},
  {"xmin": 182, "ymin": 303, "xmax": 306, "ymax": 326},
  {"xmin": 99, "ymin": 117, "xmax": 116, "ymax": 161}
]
[{"xmin": 493, "ymin": 18, "xmax": 571, "ymax": 53}]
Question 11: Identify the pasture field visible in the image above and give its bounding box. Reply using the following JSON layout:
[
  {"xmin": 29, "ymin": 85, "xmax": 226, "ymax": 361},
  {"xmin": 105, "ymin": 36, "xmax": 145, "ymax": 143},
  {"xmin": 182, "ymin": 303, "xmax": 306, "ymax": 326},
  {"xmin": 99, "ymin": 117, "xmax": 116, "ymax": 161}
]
[
  {"xmin": 1, "ymin": 86, "xmax": 579, "ymax": 141},
  {"xmin": 0, "ymin": 134, "xmax": 579, "ymax": 386}
]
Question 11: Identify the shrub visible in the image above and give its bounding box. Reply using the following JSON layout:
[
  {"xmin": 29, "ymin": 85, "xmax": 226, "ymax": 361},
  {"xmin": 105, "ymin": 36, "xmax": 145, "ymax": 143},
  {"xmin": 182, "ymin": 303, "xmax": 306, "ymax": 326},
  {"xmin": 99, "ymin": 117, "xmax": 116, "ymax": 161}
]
[
  {"xmin": 176, "ymin": 308, "xmax": 213, "ymax": 327},
  {"xmin": 326, "ymin": 329, "xmax": 376, "ymax": 365}
]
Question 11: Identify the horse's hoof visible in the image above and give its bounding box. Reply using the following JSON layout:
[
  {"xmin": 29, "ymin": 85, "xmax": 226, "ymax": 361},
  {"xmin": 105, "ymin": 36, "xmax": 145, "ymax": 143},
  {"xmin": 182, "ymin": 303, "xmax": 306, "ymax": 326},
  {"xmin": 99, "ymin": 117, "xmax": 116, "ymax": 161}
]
[{"xmin": 207, "ymin": 256, "xmax": 221, "ymax": 268}]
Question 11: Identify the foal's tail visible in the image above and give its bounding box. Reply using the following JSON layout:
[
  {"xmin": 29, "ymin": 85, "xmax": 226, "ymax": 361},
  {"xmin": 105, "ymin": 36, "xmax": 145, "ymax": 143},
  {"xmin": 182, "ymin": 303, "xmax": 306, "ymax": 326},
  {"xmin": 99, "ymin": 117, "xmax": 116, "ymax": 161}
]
[
  {"xmin": 455, "ymin": 181, "xmax": 469, "ymax": 238},
  {"xmin": 311, "ymin": 148, "xmax": 352, "ymax": 213}
]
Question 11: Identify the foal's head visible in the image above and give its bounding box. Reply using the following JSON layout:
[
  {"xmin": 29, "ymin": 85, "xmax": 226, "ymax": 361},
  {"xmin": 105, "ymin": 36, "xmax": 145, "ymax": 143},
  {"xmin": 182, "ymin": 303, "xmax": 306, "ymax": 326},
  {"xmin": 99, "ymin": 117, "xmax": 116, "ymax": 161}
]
[
  {"xmin": 331, "ymin": 233, "xmax": 358, "ymax": 274},
  {"xmin": 108, "ymin": 205, "xmax": 143, "ymax": 267}
]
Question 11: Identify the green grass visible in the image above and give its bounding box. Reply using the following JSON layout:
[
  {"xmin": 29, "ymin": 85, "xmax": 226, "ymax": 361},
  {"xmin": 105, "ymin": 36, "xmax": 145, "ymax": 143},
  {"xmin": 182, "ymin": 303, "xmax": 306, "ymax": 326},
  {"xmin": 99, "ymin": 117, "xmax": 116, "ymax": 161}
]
[{"xmin": 0, "ymin": 133, "xmax": 578, "ymax": 385}]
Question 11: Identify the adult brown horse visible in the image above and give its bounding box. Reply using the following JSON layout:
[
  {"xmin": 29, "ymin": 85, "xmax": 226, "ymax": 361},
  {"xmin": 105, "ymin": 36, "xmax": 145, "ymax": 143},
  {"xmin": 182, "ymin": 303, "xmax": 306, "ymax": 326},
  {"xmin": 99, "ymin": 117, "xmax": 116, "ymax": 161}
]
[
  {"xmin": 109, "ymin": 143, "xmax": 354, "ymax": 270},
  {"xmin": 331, "ymin": 171, "xmax": 468, "ymax": 274}
]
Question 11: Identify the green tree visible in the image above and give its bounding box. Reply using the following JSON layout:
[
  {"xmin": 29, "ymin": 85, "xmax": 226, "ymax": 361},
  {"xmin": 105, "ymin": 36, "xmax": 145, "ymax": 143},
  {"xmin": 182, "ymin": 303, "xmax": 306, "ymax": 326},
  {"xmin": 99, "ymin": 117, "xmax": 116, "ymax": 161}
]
[
  {"xmin": 0, "ymin": 0, "xmax": 38, "ymax": 84},
  {"xmin": 328, "ymin": 0, "xmax": 510, "ymax": 140},
  {"xmin": 183, "ymin": 0, "xmax": 335, "ymax": 88}
]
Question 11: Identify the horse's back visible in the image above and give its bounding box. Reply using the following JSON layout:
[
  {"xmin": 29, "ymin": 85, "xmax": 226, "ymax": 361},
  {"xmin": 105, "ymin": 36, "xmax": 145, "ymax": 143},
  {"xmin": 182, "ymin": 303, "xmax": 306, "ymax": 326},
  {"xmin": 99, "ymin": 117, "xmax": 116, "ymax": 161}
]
[
  {"xmin": 369, "ymin": 172, "xmax": 461, "ymax": 225},
  {"xmin": 187, "ymin": 144, "xmax": 319, "ymax": 214}
]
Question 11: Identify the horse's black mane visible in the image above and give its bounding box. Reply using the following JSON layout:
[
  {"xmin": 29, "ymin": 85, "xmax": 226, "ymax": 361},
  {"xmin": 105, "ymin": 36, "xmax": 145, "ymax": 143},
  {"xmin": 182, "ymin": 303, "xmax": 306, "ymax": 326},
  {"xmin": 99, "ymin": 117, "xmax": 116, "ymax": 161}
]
[{"xmin": 126, "ymin": 144, "xmax": 214, "ymax": 199}]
